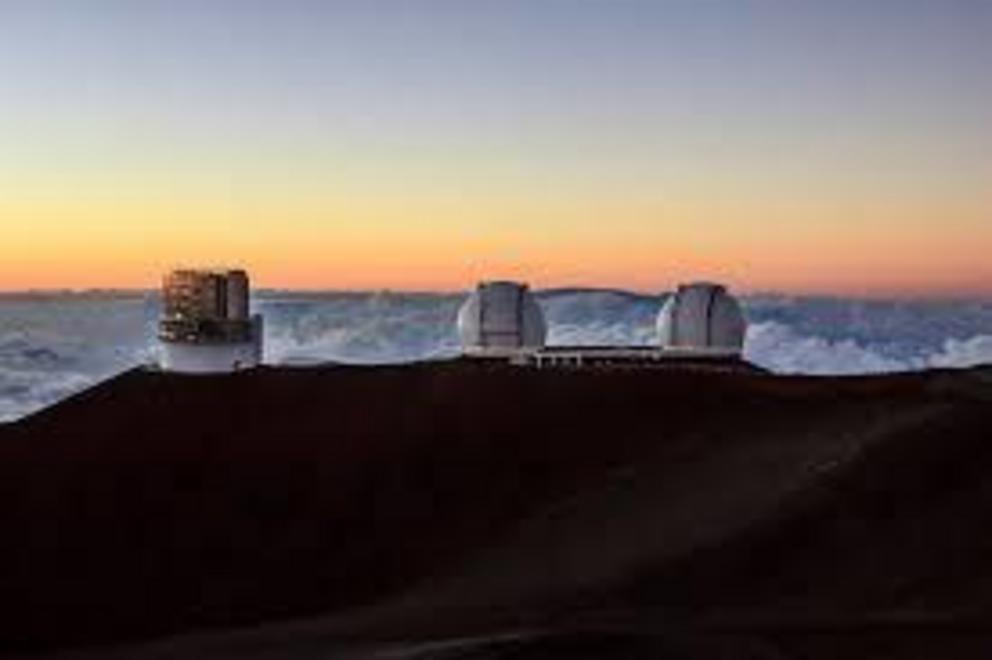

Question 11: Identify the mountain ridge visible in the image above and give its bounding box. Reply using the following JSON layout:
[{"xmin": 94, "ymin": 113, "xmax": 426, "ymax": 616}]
[{"xmin": 1, "ymin": 361, "xmax": 991, "ymax": 658}]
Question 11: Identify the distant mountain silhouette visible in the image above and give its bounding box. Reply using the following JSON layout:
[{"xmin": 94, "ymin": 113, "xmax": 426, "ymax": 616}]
[{"xmin": 537, "ymin": 286, "xmax": 663, "ymax": 302}]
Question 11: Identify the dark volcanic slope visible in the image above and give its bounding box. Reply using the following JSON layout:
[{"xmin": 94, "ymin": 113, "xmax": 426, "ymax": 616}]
[{"xmin": 0, "ymin": 361, "xmax": 991, "ymax": 658}]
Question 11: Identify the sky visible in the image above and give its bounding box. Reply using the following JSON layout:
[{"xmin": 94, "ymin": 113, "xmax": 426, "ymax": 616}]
[{"xmin": 0, "ymin": 1, "xmax": 989, "ymax": 296}]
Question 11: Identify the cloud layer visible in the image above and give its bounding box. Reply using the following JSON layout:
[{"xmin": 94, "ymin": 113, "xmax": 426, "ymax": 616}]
[{"xmin": 0, "ymin": 290, "xmax": 990, "ymax": 421}]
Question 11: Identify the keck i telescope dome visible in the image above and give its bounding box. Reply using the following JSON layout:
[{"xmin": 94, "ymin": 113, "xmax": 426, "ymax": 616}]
[
  {"xmin": 657, "ymin": 282, "xmax": 746, "ymax": 356},
  {"xmin": 158, "ymin": 268, "xmax": 264, "ymax": 373},
  {"xmin": 458, "ymin": 281, "xmax": 546, "ymax": 355}
]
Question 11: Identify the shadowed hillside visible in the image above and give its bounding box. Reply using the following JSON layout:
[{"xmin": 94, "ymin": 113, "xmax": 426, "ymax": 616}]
[{"xmin": 0, "ymin": 360, "xmax": 991, "ymax": 658}]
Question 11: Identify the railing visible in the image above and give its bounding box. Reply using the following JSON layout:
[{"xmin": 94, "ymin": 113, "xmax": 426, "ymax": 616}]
[{"xmin": 158, "ymin": 318, "xmax": 255, "ymax": 344}]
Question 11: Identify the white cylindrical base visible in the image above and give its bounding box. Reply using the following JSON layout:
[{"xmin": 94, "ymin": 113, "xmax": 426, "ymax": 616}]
[
  {"xmin": 159, "ymin": 316, "xmax": 263, "ymax": 373},
  {"xmin": 159, "ymin": 341, "xmax": 259, "ymax": 373}
]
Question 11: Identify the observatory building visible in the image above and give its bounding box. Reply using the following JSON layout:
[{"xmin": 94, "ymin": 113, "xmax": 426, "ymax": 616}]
[
  {"xmin": 158, "ymin": 269, "xmax": 264, "ymax": 373},
  {"xmin": 478, "ymin": 279, "xmax": 750, "ymax": 369},
  {"xmin": 457, "ymin": 281, "xmax": 546, "ymax": 356},
  {"xmin": 657, "ymin": 282, "xmax": 746, "ymax": 356}
]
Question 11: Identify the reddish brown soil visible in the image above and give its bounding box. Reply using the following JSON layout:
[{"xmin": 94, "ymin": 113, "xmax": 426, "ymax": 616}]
[{"xmin": 0, "ymin": 360, "xmax": 990, "ymax": 658}]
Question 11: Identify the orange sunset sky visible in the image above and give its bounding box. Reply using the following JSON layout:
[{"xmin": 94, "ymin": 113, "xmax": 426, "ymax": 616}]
[{"xmin": 1, "ymin": 3, "xmax": 989, "ymax": 297}]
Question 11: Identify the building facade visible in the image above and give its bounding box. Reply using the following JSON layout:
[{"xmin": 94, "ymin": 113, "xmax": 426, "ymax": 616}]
[{"xmin": 158, "ymin": 269, "xmax": 263, "ymax": 373}]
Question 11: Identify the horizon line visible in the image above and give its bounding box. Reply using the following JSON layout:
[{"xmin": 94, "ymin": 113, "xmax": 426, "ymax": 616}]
[{"xmin": 0, "ymin": 286, "xmax": 990, "ymax": 304}]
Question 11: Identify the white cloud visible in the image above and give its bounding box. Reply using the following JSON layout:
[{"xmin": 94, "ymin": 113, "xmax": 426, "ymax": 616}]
[
  {"xmin": 742, "ymin": 322, "xmax": 912, "ymax": 375},
  {"xmin": 0, "ymin": 290, "xmax": 989, "ymax": 422},
  {"xmin": 928, "ymin": 335, "xmax": 992, "ymax": 369}
]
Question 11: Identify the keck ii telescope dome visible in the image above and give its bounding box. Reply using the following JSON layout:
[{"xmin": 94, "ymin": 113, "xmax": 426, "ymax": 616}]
[
  {"xmin": 158, "ymin": 269, "xmax": 264, "ymax": 373},
  {"xmin": 458, "ymin": 281, "xmax": 546, "ymax": 356},
  {"xmin": 657, "ymin": 282, "xmax": 747, "ymax": 356}
]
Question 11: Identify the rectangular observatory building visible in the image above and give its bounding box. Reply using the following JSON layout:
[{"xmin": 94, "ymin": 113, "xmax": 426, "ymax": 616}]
[{"xmin": 158, "ymin": 269, "xmax": 263, "ymax": 372}]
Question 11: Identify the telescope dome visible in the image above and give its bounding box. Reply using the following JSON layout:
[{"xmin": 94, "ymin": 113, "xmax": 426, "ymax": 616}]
[
  {"xmin": 657, "ymin": 282, "xmax": 746, "ymax": 355},
  {"xmin": 458, "ymin": 281, "xmax": 546, "ymax": 355}
]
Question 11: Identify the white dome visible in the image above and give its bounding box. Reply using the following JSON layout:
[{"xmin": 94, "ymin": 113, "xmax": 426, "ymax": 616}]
[
  {"xmin": 657, "ymin": 282, "xmax": 746, "ymax": 355},
  {"xmin": 458, "ymin": 281, "xmax": 546, "ymax": 354}
]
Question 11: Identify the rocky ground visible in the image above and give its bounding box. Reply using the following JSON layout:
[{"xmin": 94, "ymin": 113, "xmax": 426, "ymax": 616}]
[{"xmin": 1, "ymin": 359, "xmax": 991, "ymax": 658}]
